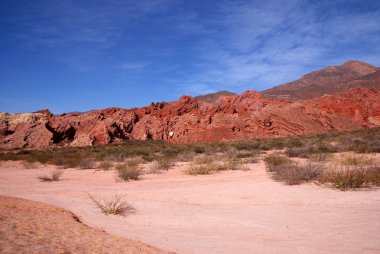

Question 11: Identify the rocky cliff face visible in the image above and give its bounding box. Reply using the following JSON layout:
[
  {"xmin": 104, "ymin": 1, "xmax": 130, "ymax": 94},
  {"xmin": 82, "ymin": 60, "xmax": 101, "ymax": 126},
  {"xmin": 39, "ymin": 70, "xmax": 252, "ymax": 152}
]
[
  {"xmin": 1, "ymin": 87, "xmax": 379, "ymax": 149},
  {"xmin": 262, "ymin": 60, "xmax": 380, "ymax": 100}
]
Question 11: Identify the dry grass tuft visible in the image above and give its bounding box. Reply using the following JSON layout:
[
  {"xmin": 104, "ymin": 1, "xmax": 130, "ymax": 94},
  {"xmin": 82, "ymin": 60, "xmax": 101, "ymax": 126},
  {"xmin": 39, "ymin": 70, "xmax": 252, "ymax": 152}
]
[
  {"xmin": 147, "ymin": 156, "xmax": 174, "ymax": 174},
  {"xmin": 320, "ymin": 167, "xmax": 369, "ymax": 190},
  {"xmin": 271, "ymin": 162, "xmax": 325, "ymax": 185},
  {"xmin": 21, "ymin": 160, "xmax": 37, "ymax": 169},
  {"xmin": 264, "ymin": 154, "xmax": 292, "ymax": 172},
  {"xmin": 336, "ymin": 154, "xmax": 374, "ymax": 167},
  {"xmin": 193, "ymin": 154, "xmax": 219, "ymax": 165},
  {"xmin": 38, "ymin": 170, "xmax": 63, "ymax": 182},
  {"xmin": 185, "ymin": 162, "xmax": 219, "ymax": 175},
  {"xmin": 319, "ymin": 165, "xmax": 380, "ymax": 191},
  {"xmin": 99, "ymin": 161, "xmax": 113, "ymax": 170},
  {"xmin": 285, "ymin": 147, "xmax": 310, "ymax": 158},
  {"xmin": 125, "ymin": 156, "xmax": 145, "ymax": 167},
  {"xmin": 176, "ymin": 151, "xmax": 196, "ymax": 162},
  {"xmin": 79, "ymin": 159, "xmax": 96, "ymax": 169},
  {"xmin": 156, "ymin": 156, "xmax": 174, "ymax": 170},
  {"xmin": 309, "ymin": 153, "xmax": 331, "ymax": 162},
  {"xmin": 116, "ymin": 163, "xmax": 142, "ymax": 181},
  {"xmin": 88, "ymin": 193, "xmax": 133, "ymax": 216},
  {"xmin": 265, "ymin": 155, "xmax": 324, "ymax": 185}
]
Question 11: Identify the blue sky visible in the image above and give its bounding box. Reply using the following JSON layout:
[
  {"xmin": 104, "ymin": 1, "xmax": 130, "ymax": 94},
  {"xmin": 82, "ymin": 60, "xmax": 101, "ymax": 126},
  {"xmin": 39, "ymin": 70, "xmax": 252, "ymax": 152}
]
[{"xmin": 1, "ymin": 0, "xmax": 380, "ymax": 113}]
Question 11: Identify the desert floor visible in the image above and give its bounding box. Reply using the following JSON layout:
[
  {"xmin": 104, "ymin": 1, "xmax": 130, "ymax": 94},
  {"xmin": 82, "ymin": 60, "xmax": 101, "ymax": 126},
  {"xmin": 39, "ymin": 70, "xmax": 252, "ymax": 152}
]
[
  {"xmin": 0, "ymin": 195, "xmax": 169, "ymax": 254},
  {"xmin": 0, "ymin": 160, "xmax": 379, "ymax": 254}
]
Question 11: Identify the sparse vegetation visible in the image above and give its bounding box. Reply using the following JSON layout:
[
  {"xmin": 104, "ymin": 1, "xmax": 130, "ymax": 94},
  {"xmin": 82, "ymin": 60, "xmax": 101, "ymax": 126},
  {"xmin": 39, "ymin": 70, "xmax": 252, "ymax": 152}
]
[
  {"xmin": 0, "ymin": 127, "xmax": 378, "ymax": 164},
  {"xmin": 265, "ymin": 154, "xmax": 325, "ymax": 185},
  {"xmin": 116, "ymin": 163, "xmax": 142, "ymax": 181},
  {"xmin": 79, "ymin": 159, "xmax": 96, "ymax": 169},
  {"xmin": 271, "ymin": 162, "xmax": 325, "ymax": 185},
  {"xmin": 185, "ymin": 162, "xmax": 218, "ymax": 175},
  {"xmin": 146, "ymin": 161, "xmax": 162, "ymax": 174},
  {"xmin": 156, "ymin": 156, "xmax": 174, "ymax": 170},
  {"xmin": 176, "ymin": 151, "xmax": 196, "ymax": 162},
  {"xmin": 147, "ymin": 156, "xmax": 174, "ymax": 174},
  {"xmin": 0, "ymin": 125, "xmax": 378, "ymax": 193},
  {"xmin": 264, "ymin": 155, "xmax": 292, "ymax": 172},
  {"xmin": 336, "ymin": 154, "xmax": 374, "ymax": 166},
  {"xmin": 308, "ymin": 153, "xmax": 331, "ymax": 162},
  {"xmin": 88, "ymin": 193, "xmax": 133, "ymax": 216},
  {"xmin": 286, "ymin": 147, "xmax": 309, "ymax": 158},
  {"xmin": 194, "ymin": 154, "xmax": 218, "ymax": 164},
  {"xmin": 38, "ymin": 170, "xmax": 63, "ymax": 182},
  {"xmin": 99, "ymin": 161, "xmax": 113, "ymax": 170},
  {"xmin": 125, "ymin": 156, "xmax": 145, "ymax": 167},
  {"xmin": 21, "ymin": 160, "xmax": 37, "ymax": 169},
  {"xmin": 319, "ymin": 167, "xmax": 372, "ymax": 190},
  {"xmin": 317, "ymin": 154, "xmax": 380, "ymax": 190}
]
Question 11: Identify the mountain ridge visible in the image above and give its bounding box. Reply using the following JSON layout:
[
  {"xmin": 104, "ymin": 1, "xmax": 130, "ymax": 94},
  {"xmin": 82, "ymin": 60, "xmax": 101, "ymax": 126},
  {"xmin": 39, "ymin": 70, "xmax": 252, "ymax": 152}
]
[{"xmin": 1, "ymin": 60, "xmax": 380, "ymax": 148}]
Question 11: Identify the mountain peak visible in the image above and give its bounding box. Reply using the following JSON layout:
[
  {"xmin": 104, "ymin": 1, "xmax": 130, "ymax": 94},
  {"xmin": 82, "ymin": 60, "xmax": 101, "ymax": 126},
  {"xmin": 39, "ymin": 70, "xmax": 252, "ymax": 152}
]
[
  {"xmin": 262, "ymin": 60, "xmax": 379, "ymax": 100},
  {"xmin": 340, "ymin": 60, "xmax": 377, "ymax": 74}
]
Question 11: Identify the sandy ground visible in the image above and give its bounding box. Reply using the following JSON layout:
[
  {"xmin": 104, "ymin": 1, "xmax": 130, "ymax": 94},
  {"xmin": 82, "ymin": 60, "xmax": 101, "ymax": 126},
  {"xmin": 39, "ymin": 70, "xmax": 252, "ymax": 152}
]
[
  {"xmin": 0, "ymin": 160, "xmax": 379, "ymax": 254},
  {"xmin": 0, "ymin": 195, "xmax": 169, "ymax": 254}
]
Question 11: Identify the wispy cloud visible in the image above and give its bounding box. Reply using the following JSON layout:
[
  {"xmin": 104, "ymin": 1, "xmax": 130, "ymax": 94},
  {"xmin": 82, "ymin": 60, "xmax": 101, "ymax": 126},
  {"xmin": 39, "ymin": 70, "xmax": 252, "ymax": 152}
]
[
  {"xmin": 171, "ymin": 0, "xmax": 380, "ymax": 93},
  {"xmin": 1, "ymin": 0, "xmax": 176, "ymax": 72}
]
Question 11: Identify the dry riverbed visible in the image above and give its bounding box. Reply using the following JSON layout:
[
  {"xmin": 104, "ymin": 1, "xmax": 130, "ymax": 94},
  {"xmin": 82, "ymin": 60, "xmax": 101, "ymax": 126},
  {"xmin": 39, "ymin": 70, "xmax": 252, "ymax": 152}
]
[{"xmin": 0, "ymin": 160, "xmax": 379, "ymax": 253}]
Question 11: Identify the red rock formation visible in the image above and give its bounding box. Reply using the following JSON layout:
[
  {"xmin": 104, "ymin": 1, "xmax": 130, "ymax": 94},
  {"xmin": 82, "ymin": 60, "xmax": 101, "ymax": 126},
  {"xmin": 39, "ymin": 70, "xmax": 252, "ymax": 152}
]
[
  {"xmin": 305, "ymin": 87, "xmax": 380, "ymax": 126},
  {"xmin": 1, "ymin": 89, "xmax": 380, "ymax": 149},
  {"xmin": 1, "ymin": 87, "xmax": 379, "ymax": 149}
]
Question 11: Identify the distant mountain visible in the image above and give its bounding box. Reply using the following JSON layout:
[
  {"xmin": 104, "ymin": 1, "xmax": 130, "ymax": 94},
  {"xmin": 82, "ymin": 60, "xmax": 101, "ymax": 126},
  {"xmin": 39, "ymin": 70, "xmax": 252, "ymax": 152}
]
[
  {"xmin": 195, "ymin": 90, "xmax": 236, "ymax": 104},
  {"xmin": 261, "ymin": 60, "xmax": 380, "ymax": 100}
]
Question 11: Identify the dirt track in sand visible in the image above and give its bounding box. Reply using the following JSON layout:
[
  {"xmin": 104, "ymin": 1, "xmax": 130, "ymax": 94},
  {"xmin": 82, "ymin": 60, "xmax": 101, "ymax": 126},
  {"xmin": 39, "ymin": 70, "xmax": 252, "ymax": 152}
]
[{"xmin": 0, "ymin": 160, "xmax": 379, "ymax": 253}]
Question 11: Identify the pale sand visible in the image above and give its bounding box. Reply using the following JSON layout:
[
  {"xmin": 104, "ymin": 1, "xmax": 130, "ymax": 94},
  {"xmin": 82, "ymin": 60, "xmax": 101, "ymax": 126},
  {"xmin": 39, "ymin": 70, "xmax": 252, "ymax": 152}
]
[
  {"xmin": 0, "ymin": 160, "xmax": 379, "ymax": 253},
  {"xmin": 0, "ymin": 195, "xmax": 169, "ymax": 254}
]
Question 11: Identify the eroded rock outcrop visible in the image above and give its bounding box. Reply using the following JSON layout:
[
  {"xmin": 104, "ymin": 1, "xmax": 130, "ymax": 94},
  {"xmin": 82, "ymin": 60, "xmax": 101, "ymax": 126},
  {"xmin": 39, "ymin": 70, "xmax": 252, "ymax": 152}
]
[{"xmin": 1, "ymin": 87, "xmax": 379, "ymax": 149}]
